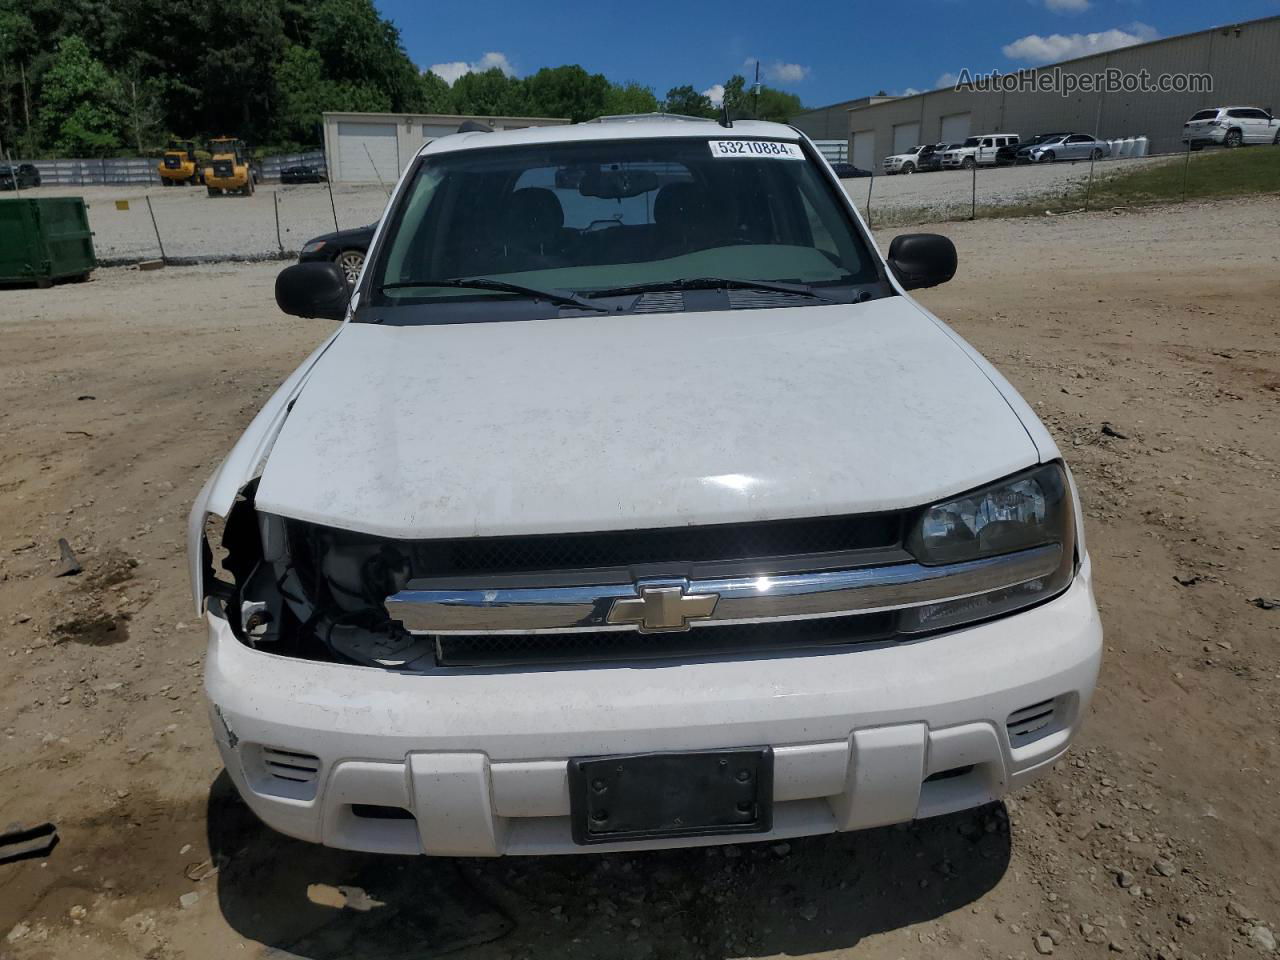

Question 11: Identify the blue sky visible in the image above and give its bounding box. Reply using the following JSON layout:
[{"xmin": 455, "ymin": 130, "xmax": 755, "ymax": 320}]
[{"xmin": 377, "ymin": 0, "xmax": 1279, "ymax": 107}]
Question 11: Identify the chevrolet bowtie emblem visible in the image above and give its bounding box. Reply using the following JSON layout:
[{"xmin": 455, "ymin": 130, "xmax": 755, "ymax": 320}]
[{"xmin": 607, "ymin": 582, "xmax": 720, "ymax": 633}]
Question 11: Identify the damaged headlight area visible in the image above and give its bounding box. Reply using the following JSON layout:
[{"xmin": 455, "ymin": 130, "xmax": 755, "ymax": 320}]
[{"xmin": 198, "ymin": 486, "xmax": 434, "ymax": 669}]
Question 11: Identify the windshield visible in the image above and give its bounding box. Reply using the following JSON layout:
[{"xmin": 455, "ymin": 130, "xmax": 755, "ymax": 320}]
[
  {"xmin": 368, "ymin": 137, "xmax": 879, "ymax": 311},
  {"xmin": 962, "ymin": 137, "xmax": 980, "ymax": 148}
]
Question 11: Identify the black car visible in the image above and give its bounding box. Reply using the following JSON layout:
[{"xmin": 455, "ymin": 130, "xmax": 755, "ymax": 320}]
[
  {"xmin": 0, "ymin": 163, "xmax": 41, "ymax": 190},
  {"xmin": 299, "ymin": 223, "xmax": 375, "ymax": 283},
  {"xmin": 830, "ymin": 161, "xmax": 873, "ymax": 178},
  {"xmin": 280, "ymin": 163, "xmax": 328, "ymax": 184}
]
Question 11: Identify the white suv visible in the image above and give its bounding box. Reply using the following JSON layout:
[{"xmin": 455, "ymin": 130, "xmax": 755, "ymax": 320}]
[
  {"xmin": 942, "ymin": 134, "xmax": 1019, "ymax": 169},
  {"xmin": 882, "ymin": 143, "xmax": 939, "ymax": 174},
  {"xmin": 1182, "ymin": 106, "xmax": 1280, "ymax": 149},
  {"xmin": 191, "ymin": 118, "xmax": 1102, "ymax": 857}
]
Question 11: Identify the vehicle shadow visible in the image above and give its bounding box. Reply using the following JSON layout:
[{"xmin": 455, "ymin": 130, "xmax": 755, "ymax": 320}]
[{"xmin": 207, "ymin": 770, "xmax": 1011, "ymax": 959}]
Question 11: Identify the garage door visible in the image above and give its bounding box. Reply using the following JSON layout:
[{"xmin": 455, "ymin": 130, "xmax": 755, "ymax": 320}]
[
  {"xmin": 892, "ymin": 122, "xmax": 921, "ymax": 155},
  {"xmin": 939, "ymin": 113, "xmax": 971, "ymax": 145},
  {"xmin": 337, "ymin": 122, "xmax": 399, "ymax": 183},
  {"xmin": 851, "ymin": 131, "xmax": 875, "ymax": 171}
]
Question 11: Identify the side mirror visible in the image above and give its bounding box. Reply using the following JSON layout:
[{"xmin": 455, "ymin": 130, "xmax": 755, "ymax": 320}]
[
  {"xmin": 275, "ymin": 261, "xmax": 350, "ymax": 320},
  {"xmin": 887, "ymin": 233, "xmax": 957, "ymax": 290}
]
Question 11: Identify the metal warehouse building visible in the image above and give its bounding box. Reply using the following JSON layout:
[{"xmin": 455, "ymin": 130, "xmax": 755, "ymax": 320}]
[
  {"xmin": 322, "ymin": 112, "xmax": 570, "ymax": 183},
  {"xmin": 800, "ymin": 14, "xmax": 1280, "ymax": 170}
]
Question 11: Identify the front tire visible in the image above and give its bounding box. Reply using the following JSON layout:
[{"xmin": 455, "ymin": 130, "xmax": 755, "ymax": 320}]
[
  {"xmin": 961, "ymin": 157, "xmax": 975, "ymax": 170},
  {"xmin": 1224, "ymin": 129, "xmax": 1243, "ymax": 148},
  {"xmin": 1041, "ymin": 151, "xmax": 1056, "ymax": 163},
  {"xmin": 902, "ymin": 162, "xmax": 915, "ymax": 175},
  {"xmin": 334, "ymin": 249, "xmax": 365, "ymax": 284}
]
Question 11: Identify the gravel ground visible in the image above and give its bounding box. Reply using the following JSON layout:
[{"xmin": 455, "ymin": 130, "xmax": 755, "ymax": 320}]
[
  {"xmin": 1, "ymin": 196, "xmax": 1277, "ymax": 960},
  {"xmin": 7, "ymin": 154, "xmax": 1178, "ymax": 264},
  {"xmin": 843, "ymin": 155, "xmax": 1173, "ymax": 224},
  {"xmin": 9, "ymin": 181, "xmax": 393, "ymax": 263}
]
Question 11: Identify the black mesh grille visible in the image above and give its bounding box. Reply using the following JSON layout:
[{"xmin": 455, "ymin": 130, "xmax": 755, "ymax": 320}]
[
  {"xmin": 407, "ymin": 512, "xmax": 902, "ymax": 579},
  {"xmin": 435, "ymin": 612, "xmax": 896, "ymax": 667}
]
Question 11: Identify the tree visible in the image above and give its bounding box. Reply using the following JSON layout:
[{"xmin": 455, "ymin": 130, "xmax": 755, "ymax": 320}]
[
  {"xmin": 602, "ymin": 80, "xmax": 658, "ymax": 116},
  {"xmin": 412, "ymin": 70, "xmax": 452, "ymax": 114},
  {"xmin": 195, "ymin": 0, "xmax": 284, "ymax": 138},
  {"xmin": 308, "ymin": 0, "xmax": 420, "ymax": 111},
  {"xmin": 449, "ymin": 68, "xmax": 525, "ymax": 116},
  {"xmin": 115, "ymin": 58, "xmax": 165, "ymax": 152},
  {"xmin": 38, "ymin": 35, "xmax": 120, "ymax": 155},
  {"xmin": 663, "ymin": 84, "xmax": 715, "ymax": 118},
  {"xmin": 523, "ymin": 65, "xmax": 609, "ymax": 122},
  {"xmin": 721, "ymin": 74, "xmax": 747, "ymax": 118},
  {"xmin": 0, "ymin": 7, "xmax": 39, "ymax": 152},
  {"xmin": 753, "ymin": 85, "xmax": 803, "ymax": 123}
]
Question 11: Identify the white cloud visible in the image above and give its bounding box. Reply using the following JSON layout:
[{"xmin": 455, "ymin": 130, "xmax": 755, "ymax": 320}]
[
  {"xmin": 897, "ymin": 87, "xmax": 923, "ymax": 97},
  {"xmin": 427, "ymin": 51, "xmax": 516, "ymax": 86},
  {"xmin": 1044, "ymin": 0, "xmax": 1091, "ymax": 12},
  {"xmin": 936, "ymin": 72, "xmax": 960, "ymax": 89},
  {"xmin": 1002, "ymin": 22, "xmax": 1158, "ymax": 62},
  {"xmin": 702, "ymin": 84, "xmax": 726, "ymax": 107},
  {"xmin": 743, "ymin": 58, "xmax": 811, "ymax": 86},
  {"xmin": 768, "ymin": 61, "xmax": 810, "ymax": 84}
]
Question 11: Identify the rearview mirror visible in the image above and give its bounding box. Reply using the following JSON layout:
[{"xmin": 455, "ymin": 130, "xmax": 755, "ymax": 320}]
[
  {"xmin": 887, "ymin": 234, "xmax": 958, "ymax": 290},
  {"xmin": 275, "ymin": 261, "xmax": 350, "ymax": 320}
]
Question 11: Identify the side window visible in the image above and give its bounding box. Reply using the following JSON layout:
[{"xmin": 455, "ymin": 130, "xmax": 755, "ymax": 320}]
[
  {"xmin": 981, "ymin": 138, "xmax": 993, "ymax": 147},
  {"xmin": 1242, "ymin": 109, "xmax": 1267, "ymax": 119},
  {"xmin": 1066, "ymin": 135, "xmax": 1090, "ymax": 143},
  {"xmin": 1225, "ymin": 109, "xmax": 1247, "ymax": 119}
]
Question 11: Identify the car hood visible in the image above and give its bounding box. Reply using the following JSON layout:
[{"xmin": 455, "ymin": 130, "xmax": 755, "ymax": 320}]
[
  {"xmin": 254, "ymin": 298, "xmax": 1039, "ymax": 538},
  {"xmin": 308, "ymin": 224, "xmax": 375, "ymax": 245}
]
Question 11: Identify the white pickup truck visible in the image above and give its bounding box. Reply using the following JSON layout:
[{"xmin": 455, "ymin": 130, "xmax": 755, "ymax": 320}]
[{"xmin": 190, "ymin": 117, "xmax": 1102, "ymax": 857}]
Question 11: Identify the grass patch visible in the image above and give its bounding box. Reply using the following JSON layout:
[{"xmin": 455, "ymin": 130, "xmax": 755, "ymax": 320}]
[
  {"xmin": 863, "ymin": 148, "xmax": 1279, "ymax": 227},
  {"xmin": 1087, "ymin": 147, "xmax": 1280, "ymax": 206}
]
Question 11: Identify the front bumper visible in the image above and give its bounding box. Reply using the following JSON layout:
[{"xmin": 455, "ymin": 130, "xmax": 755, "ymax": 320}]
[{"xmin": 205, "ymin": 565, "xmax": 1102, "ymax": 856}]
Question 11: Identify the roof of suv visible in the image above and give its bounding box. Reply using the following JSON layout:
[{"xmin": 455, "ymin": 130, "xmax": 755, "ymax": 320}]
[{"xmin": 419, "ymin": 118, "xmax": 799, "ymax": 157}]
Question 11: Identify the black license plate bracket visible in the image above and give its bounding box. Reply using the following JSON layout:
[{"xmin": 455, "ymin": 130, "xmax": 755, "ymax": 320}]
[{"xmin": 569, "ymin": 747, "xmax": 773, "ymax": 845}]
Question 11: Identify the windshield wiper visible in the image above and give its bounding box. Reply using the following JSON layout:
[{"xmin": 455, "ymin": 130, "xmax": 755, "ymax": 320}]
[
  {"xmin": 380, "ymin": 277, "xmax": 608, "ymax": 313},
  {"xmin": 582, "ymin": 277, "xmax": 839, "ymax": 302}
]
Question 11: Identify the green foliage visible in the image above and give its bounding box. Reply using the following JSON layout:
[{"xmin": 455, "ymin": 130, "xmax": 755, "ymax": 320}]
[
  {"xmin": 38, "ymin": 35, "xmax": 121, "ymax": 155},
  {"xmin": 0, "ymin": 0, "xmax": 813, "ymax": 157},
  {"xmin": 663, "ymin": 85, "xmax": 715, "ymax": 118},
  {"xmin": 523, "ymin": 65, "xmax": 609, "ymax": 122},
  {"xmin": 450, "ymin": 68, "xmax": 527, "ymax": 117},
  {"xmin": 753, "ymin": 86, "xmax": 803, "ymax": 123},
  {"xmin": 602, "ymin": 81, "xmax": 659, "ymax": 116}
]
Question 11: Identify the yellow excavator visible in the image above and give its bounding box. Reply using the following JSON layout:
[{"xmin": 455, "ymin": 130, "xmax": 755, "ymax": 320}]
[
  {"xmin": 204, "ymin": 137, "xmax": 256, "ymax": 196},
  {"xmin": 157, "ymin": 139, "xmax": 202, "ymax": 186}
]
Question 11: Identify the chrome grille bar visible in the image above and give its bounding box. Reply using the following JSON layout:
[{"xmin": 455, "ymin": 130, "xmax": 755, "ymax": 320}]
[{"xmin": 385, "ymin": 544, "xmax": 1062, "ymax": 635}]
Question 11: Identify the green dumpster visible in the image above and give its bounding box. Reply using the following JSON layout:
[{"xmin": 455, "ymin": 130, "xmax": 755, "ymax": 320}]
[{"xmin": 0, "ymin": 197, "xmax": 96, "ymax": 287}]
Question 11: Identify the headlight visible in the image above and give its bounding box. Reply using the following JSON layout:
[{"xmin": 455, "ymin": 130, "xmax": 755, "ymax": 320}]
[
  {"xmin": 899, "ymin": 464, "xmax": 1076, "ymax": 633},
  {"xmin": 301, "ymin": 240, "xmax": 327, "ymax": 254}
]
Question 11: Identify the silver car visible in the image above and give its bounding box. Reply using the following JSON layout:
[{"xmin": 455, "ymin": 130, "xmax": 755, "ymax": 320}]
[{"xmin": 1016, "ymin": 133, "xmax": 1109, "ymax": 163}]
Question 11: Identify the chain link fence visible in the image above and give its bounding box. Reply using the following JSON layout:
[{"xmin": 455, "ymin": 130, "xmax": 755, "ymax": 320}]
[
  {"xmin": 5, "ymin": 143, "xmax": 1271, "ymax": 266},
  {"xmin": 848, "ymin": 145, "xmax": 1275, "ymax": 228},
  {"xmin": 23, "ymin": 181, "xmax": 390, "ymax": 264}
]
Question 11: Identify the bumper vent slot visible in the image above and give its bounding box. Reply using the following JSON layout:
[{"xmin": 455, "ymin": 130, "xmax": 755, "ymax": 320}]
[
  {"xmin": 262, "ymin": 747, "xmax": 321, "ymax": 784},
  {"xmin": 1006, "ymin": 700, "xmax": 1056, "ymax": 742}
]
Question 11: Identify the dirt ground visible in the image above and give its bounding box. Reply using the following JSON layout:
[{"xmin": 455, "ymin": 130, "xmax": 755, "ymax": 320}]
[{"xmin": 1, "ymin": 196, "xmax": 1277, "ymax": 960}]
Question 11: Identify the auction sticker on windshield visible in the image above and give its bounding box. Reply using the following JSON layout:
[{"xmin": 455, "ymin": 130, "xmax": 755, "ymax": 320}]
[{"xmin": 708, "ymin": 140, "xmax": 804, "ymax": 160}]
